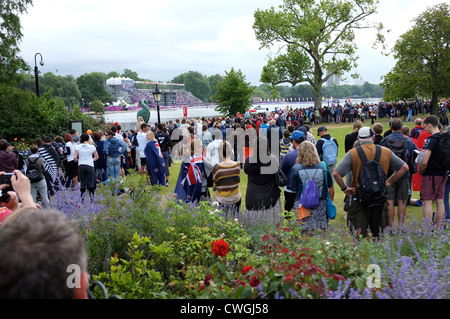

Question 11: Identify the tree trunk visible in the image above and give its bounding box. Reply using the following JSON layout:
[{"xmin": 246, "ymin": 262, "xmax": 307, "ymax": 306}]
[
  {"xmin": 314, "ymin": 88, "xmax": 322, "ymax": 109},
  {"xmin": 431, "ymin": 91, "xmax": 438, "ymax": 115}
]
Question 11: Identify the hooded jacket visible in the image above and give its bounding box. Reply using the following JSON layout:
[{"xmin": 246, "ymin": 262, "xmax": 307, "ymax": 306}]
[{"xmin": 104, "ymin": 137, "xmax": 125, "ymax": 158}]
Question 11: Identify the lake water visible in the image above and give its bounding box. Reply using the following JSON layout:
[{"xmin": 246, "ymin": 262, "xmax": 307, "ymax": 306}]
[{"xmin": 99, "ymin": 98, "xmax": 382, "ymax": 131}]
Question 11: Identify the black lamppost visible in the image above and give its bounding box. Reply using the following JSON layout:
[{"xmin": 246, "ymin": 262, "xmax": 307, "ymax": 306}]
[
  {"xmin": 153, "ymin": 84, "xmax": 162, "ymax": 124},
  {"xmin": 34, "ymin": 53, "xmax": 44, "ymax": 97}
]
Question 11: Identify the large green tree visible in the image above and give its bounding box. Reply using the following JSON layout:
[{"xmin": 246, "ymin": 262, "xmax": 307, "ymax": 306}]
[
  {"xmin": 76, "ymin": 72, "xmax": 113, "ymax": 104},
  {"xmin": 253, "ymin": 0, "xmax": 385, "ymax": 109},
  {"xmin": 381, "ymin": 3, "xmax": 449, "ymax": 115},
  {"xmin": 213, "ymin": 68, "xmax": 253, "ymax": 116},
  {"xmin": 0, "ymin": 0, "xmax": 33, "ymax": 84},
  {"xmin": 172, "ymin": 71, "xmax": 211, "ymax": 102}
]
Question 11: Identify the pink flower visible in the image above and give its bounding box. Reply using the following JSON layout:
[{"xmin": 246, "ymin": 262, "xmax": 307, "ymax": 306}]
[{"xmin": 284, "ymin": 273, "xmax": 294, "ymax": 282}]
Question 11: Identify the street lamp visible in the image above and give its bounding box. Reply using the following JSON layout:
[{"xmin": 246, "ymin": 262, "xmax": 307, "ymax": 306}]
[
  {"xmin": 34, "ymin": 53, "xmax": 44, "ymax": 97},
  {"xmin": 153, "ymin": 83, "xmax": 162, "ymax": 124}
]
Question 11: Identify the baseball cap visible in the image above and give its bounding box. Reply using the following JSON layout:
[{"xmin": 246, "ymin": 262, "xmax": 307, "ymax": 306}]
[
  {"xmin": 291, "ymin": 130, "xmax": 305, "ymax": 141},
  {"xmin": 358, "ymin": 127, "xmax": 375, "ymax": 139},
  {"xmin": 317, "ymin": 126, "xmax": 327, "ymax": 136}
]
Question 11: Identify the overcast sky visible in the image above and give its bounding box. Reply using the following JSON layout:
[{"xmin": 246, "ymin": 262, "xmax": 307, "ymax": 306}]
[{"xmin": 18, "ymin": 0, "xmax": 444, "ymax": 86}]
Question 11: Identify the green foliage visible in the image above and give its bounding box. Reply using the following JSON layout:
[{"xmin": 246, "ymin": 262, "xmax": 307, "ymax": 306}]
[
  {"xmin": 76, "ymin": 72, "xmax": 113, "ymax": 104},
  {"xmin": 0, "ymin": 83, "xmax": 70, "ymax": 141},
  {"xmin": 253, "ymin": 0, "xmax": 385, "ymax": 108},
  {"xmin": 89, "ymin": 99, "xmax": 105, "ymax": 113},
  {"xmin": 381, "ymin": 3, "xmax": 450, "ymax": 114},
  {"xmin": 213, "ymin": 68, "xmax": 253, "ymax": 116},
  {"xmin": 171, "ymin": 71, "xmax": 212, "ymax": 102},
  {"xmin": 0, "ymin": 0, "xmax": 33, "ymax": 84},
  {"xmin": 93, "ymin": 233, "xmax": 168, "ymax": 299}
]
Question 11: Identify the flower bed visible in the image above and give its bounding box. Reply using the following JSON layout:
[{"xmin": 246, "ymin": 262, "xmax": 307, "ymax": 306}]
[{"xmin": 49, "ymin": 176, "xmax": 450, "ymax": 299}]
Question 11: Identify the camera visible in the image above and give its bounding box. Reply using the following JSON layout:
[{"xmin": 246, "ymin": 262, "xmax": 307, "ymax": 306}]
[
  {"xmin": 1, "ymin": 172, "xmax": 14, "ymax": 186},
  {"xmin": 0, "ymin": 173, "xmax": 14, "ymax": 203}
]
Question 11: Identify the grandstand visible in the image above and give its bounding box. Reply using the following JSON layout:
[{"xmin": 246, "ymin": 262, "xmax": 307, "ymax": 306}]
[{"xmin": 105, "ymin": 77, "xmax": 204, "ymax": 108}]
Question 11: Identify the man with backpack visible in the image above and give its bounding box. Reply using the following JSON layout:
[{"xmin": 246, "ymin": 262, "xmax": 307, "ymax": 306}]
[
  {"xmin": 26, "ymin": 145, "xmax": 49, "ymax": 208},
  {"xmin": 316, "ymin": 126, "xmax": 339, "ymax": 177},
  {"xmin": 419, "ymin": 115, "xmax": 450, "ymax": 231},
  {"xmin": 380, "ymin": 118, "xmax": 418, "ymax": 228},
  {"xmin": 332, "ymin": 127, "xmax": 409, "ymax": 238}
]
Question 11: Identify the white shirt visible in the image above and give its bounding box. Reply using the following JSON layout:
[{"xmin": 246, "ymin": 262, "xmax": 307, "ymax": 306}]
[
  {"xmin": 75, "ymin": 144, "xmax": 96, "ymax": 167},
  {"xmin": 206, "ymin": 139, "xmax": 223, "ymax": 166},
  {"xmin": 137, "ymin": 132, "xmax": 148, "ymax": 158},
  {"xmin": 66, "ymin": 141, "xmax": 76, "ymax": 162}
]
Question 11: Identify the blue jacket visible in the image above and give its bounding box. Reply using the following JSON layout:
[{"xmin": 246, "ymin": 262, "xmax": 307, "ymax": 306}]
[{"xmin": 104, "ymin": 137, "xmax": 126, "ymax": 158}]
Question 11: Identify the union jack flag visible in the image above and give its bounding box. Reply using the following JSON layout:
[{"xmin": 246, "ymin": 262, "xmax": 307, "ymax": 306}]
[{"xmin": 181, "ymin": 154, "xmax": 203, "ymax": 186}]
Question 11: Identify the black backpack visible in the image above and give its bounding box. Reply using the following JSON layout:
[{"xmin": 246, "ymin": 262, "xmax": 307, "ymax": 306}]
[
  {"xmin": 356, "ymin": 146, "xmax": 388, "ymax": 208},
  {"xmin": 26, "ymin": 157, "xmax": 44, "ymax": 183},
  {"xmin": 384, "ymin": 135, "xmax": 417, "ymax": 174},
  {"xmin": 430, "ymin": 132, "xmax": 450, "ymax": 171}
]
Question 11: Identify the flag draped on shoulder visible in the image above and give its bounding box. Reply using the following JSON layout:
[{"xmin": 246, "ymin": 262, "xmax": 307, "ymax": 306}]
[
  {"xmin": 175, "ymin": 154, "xmax": 205, "ymax": 204},
  {"xmin": 144, "ymin": 140, "xmax": 165, "ymax": 186}
]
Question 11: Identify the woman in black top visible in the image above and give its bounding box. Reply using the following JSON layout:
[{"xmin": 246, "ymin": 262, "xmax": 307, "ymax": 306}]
[{"xmin": 243, "ymin": 136, "xmax": 282, "ymax": 226}]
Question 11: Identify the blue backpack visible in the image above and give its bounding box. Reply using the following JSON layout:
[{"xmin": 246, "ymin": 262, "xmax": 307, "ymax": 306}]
[{"xmin": 320, "ymin": 137, "xmax": 338, "ymax": 166}]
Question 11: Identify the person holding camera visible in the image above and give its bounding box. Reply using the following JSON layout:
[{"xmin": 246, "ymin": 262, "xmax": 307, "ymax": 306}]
[{"xmin": 0, "ymin": 170, "xmax": 37, "ymax": 226}]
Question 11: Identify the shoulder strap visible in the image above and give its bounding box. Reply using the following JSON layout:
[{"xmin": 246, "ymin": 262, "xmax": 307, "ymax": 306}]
[
  {"xmin": 374, "ymin": 145, "xmax": 382, "ymax": 162},
  {"xmin": 356, "ymin": 146, "xmax": 368, "ymax": 164},
  {"xmin": 321, "ymin": 161, "xmax": 328, "ymax": 189}
]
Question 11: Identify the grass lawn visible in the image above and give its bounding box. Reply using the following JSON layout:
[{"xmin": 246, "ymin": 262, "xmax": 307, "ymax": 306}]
[{"xmin": 132, "ymin": 115, "xmax": 427, "ymax": 226}]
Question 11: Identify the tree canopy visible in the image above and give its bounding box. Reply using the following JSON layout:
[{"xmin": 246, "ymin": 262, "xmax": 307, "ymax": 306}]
[
  {"xmin": 381, "ymin": 3, "xmax": 450, "ymax": 114},
  {"xmin": 213, "ymin": 68, "xmax": 253, "ymax": 117},
  {"xmin": 0, "ymin": 0, "xmax": 33, "ymax": 84},
  {"xmin": 253, "ymin": 0, "xmax": 385, "ymax": 108}
]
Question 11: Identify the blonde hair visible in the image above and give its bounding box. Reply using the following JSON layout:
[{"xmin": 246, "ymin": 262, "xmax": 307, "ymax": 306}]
[
  {"xmin": 353, "ymin": 120, "xmax": 362, "ymax": 134},
  {"xmin": 146, "ymin": 131, "xmax": 155, "ymax": 141},
  {"xmin": 137, "ymin": 116, "xmax": 144, "ymax": 132},
  {"xmin": 296, "ymin": 141, "xmax": 320, "ymax": 167}
]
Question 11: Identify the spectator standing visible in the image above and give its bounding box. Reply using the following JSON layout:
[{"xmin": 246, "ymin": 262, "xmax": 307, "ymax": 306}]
[
  {"xmin": 74, "ymin": 133, "xmax": 98, "ymax": 201},
  {"xmin": 64, "ymin": 133, "xmax": 78, "ymax": 188},
  {"xmin": 92, "ymin": 132, "xmax": 107, "ymax": 184},
  {"xmin": 289, "ymin": 141, "xmax": 334, "ymax": 232},
  {"xmin": 0, "ymin": 139, "xmax": 18, "ymax": 173},
  {"xmin": 212, "ymin": 141, "xmax": 241, "ymax": 216},
  {"xmin": 137, "ymin": 123, "xmax": 150, "ymax": 176},
  {"xmin": 70, "ymin": 129, "xmax": 79, "ymax": 143},
  {"xmin": 104, "ymin": 130, "xmax": 126, "ymax": 195},
  {"xmin": 410, "ymin": 119, "xmax": 424, "ymax": 141},
  {"xmin": 280, "ymin": 131, "xmax": 305, "ymax": 212},
  {"xmin": 144, "ymin": 131, "xmax": 166, "ymax": 186},
  {"xmin": 380, "ymin": 118, "xmax": 418, "ymax": 228},
  {"xmin": 316, "ymin": 126, "xmax": 339, "ymax": 177},
  {"xmin": 155, "ymin": 123, "xmax": 171, "ymax": 187},
  {"xmin": 332, "ymin": 127, "xmax": 409, "ymax": 238},
  {"xmin": 419, "ymin": 115, "xmax": 448, "ymax": 230},
  {"xmin": 244, "ymin": 136, "xmax": 281, "ymax": 224},
  {"xmin": 25, "ymin": 145, "xmax": 49, "ymax": 208},
  {"xmin": 37, "ymin": 137, "xmax": 61, "ymax": 197}
]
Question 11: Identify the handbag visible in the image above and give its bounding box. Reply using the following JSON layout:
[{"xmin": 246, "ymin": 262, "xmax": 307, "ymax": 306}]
[
  {"xmin": 277, "ymin": 167, "xmax": 288, "ymax": 187},
  {"xmin": 322, "ymin": 162, "xmax": 336, "ymax": 220}
]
